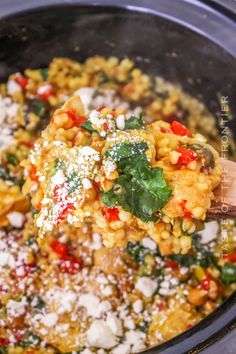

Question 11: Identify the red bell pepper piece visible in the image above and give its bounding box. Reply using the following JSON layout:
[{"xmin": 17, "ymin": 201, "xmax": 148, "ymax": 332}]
[
  {"xmin": 55, "ymin": 203, "xmax": 75, "ymax": 226},
  {"xmin": 15, "ymin": 73, "xmax": 28, "ymax": 89},
  {"xmin": 53, "ymin": 184, "xmax": 65, "ymax": 204},
  {"xmin": 176, "ymin": 147, "xmax": 197, "ymax": 165},
  {"xmin": 200, "ymin": 272, "xmax": 212, "ymax": 291},
  {"xmin": 223, "ymin": 254, "xmax": 236, "ymax": 262},
  {"xmin": 67, "ymin": 110, "xmax": 86, "ymax": 126},
  {"xmin": 165, "ymin": 258, "xmax": 179, "ymax": 269},
  {"xmin": 37, "ymin": 84, "xmax": 54, "ymax": 101},
  {"xmin": 171, "ymin": 120, "xmax": 192, "ymax": 137},
  {"xmin": 179, "ymin": 200, "xmax": 192, "ymax": 219},
  {"xmin": 29, "ymin": 165, "xmax": 39, "ymax": 183},
  {"xmin": 103, "ymin": 122, "xmax": 110, "ymax": 132},
  {"xmin": 102, "ymin": 206, "xmax": 120, "ymax": 222},
  {"xmin": 0, "ymin": 338, "xmax": 9, "ymax": 345},
  {"xmin": 50, "ymin": 240, "xmax": 68, "ymax": 259}
]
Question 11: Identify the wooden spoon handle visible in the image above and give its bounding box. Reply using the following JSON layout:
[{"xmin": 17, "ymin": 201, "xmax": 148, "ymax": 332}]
[{"xmin": 207, "ymin": 158, "xmax": 236, "ymax": 219}]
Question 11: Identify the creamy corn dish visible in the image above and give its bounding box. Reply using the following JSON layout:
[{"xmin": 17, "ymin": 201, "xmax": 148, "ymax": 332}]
[
  {"xmin": 23, "ymin": 95, "xmax": 221, "ymax": 254},
  {"xmin": 0, "ymin": 56, "xmax": 236, "ymax": 354}
]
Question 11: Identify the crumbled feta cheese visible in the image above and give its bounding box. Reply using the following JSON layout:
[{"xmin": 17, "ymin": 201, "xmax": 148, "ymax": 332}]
[
  {"xmin": 106, "ymin": 313, "xmax": 123, "ymax": 336},
  {"xmin": 112, "ymin": 344, "xmax": 131, "ymax": 354},
  {"xmin": 81, "ymin": 349, "xmax": 94, "ymax": 354},
  {"xmin": 54, "ymin": 140, "xmax": 64, "ymax": 147},
  {"xmin": 41, "ymin": 313, "xmax": 58, "ymax": 327},
  {"xmin": 200, "ymin": 221, "xmax": 218, "ymax": 243},
  {"xmin": 132, "ymin": 299, "xmax": 143, "ymax": 314},
  {"xmin": 82, "ymin": 178, "xmax": 92, "ymax": 190},
  {"xmin": 37, "ymin": 84, "xmax": 52, "ymax": 94},
  {"xmin": 124, "ymin": 317, "xmax": 135, "ymax": 330},
  {"xmin": 135, "ymin": 277, "xmax": 157, "ymax": 297},
  {"xmin": 98, "ymin": 301, "xmax": 112, "ymax": 313},
  {"xmin": 125, "ymin": 330, "xmax": 145, "ymax": 345},
  {"xmin": 132, "ymin": 340, "xmax": 146, "ymax": 352},
  {"xmin": 79, "ymin": 294, "xmax": 101, "ymax": 317},
  {"xmin": 74, "ymin": 87, "xmax": 95, "ymax": 113},
  {"xmin": 102, "ymin": 285, "xmax": 113, "ymax": 296},
  {"xmin": 80, "ymin": 146, "xmax": 100, "ymax": 161},
  {"xmin": 7, "ymin": 212, "xmax": 25, "ymax": 228},
  {"xmin": 180, "ymin": 267, "xmax": 189, "ymax": 275},
  {"xmin": 89, "ymin": 110, "xmax": 101, "ymax": 124},
  {"xmin": 6, "ymin": 298, "xmax": 27, "ymax": 317},
  {"xmin": 7, "ymin": 80, "xmax": 21, "ymax": 94},
  {"xmin": 159, "ymin": 288, "xmax": 176, "ymax": 296},
  {"xmin": 0, "ymin": 251, "xmax": 15, "ymax": 268},
  {"xmin": 141, "ymin": 237, "xmax": 157, "ymax": 250},
  {"xmin": 160, "ymin": 280, "xmax": 170, "ymax": 289},
  {"xmin": 87, "ymin": 320, "xmax": 117, "ymax": 349},
  {"xmin": 52, "ymin": 170, "xmax": 65, "ymax": 185},
  {"xmin": 92, "ymin": 232, "xmax": 102, "ymax": 250},
  {"xmin": 116, "ymin": 115, "xmax": 125, "ymax": 130}
]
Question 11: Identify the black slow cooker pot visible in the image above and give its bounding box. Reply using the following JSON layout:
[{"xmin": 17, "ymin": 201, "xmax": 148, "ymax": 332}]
[{"xmin": 0, "ymin": 1, "xmax": 236, "ymax": 353}]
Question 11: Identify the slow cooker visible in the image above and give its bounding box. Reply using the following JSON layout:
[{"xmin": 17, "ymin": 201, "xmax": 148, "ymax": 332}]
[{"xmin": 0, "ymin": 0, "xmax": 235, "ymax": 353}]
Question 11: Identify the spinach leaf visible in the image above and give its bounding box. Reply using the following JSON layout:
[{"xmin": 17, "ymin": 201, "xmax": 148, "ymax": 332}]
[
  {"xmin": 139, "ymin": 321, "xmax": 149, "ymax": 333},
  {"xmin": 0, "ymin": 164, "xmax": 13, "ymax": 181},
  {"xmin": 125, "ymin": 242, "xmax": 150, "ymax": 263},
  {"xmin": 80, "ymin": 120, "xmax": 97, "ymax": 133},
  {"xmin": 25, "ymin": 236, "xmax": 37, "ymax": 246},
  {"xmin": 166, "ymin": 254, "xmax": 196, "ymax": 267},
  {"xmin": 191, "ymin": 234, "xmax": 216, "ymax": 268},
  {"xmin": 221, "ymin": 263, "xmax": 236, "ymax": 284},
  {"xmin": 102, "ymin": 148, "xmax": 172, "ymax": 222},
  {"xmin": 32, "ymin": 99, "xmax": 47, "ymax": 117},
  {"xmin": 6, "ymin": 153, "xmax": 18, "ymax": 166},
  {"xmin": 125, "ymin": 112, "xmax": 145, "ymax": 130},
  {"xmin": 28, "ymin": 295, "xmax": 45, "ymax": 310},
  {"xmin": 39, "ymin": 68, "xmax": 48, "ymax": 80},
  {"xmin": 105, "ymin": 142, "xmax": 148, "ymax": 162},
  {"xmin": 19, "ymin": 332, "xmax": 40, "ymax": 348}
]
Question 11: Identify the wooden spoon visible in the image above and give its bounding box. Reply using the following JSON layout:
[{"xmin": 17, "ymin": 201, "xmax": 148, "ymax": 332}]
[{"xmin": 207, "ymin": 158, "xmax": 236, "ymax": 219}]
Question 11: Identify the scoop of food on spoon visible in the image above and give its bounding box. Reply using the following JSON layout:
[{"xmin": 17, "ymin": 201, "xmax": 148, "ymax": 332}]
[{"xmin": 21, "ymin": 96, "xmax": 235, "ymax": 255}]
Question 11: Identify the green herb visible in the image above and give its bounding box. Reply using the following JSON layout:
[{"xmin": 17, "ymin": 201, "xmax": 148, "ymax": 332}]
[
  {"xmin": 139, "ymin": 321, "xmax": 149, "ymax": 333},
  {"xmin": 221, "ymin": 263, "xmax": 236, "ymax": 284},
  {"xmin": 125, "ymin": 242, "xmax": 150, "ymax": 263},
  {"xmin": 34, "ymin": 296, "xmax": 45, "ymax": 310},
  {"xmin": 105, "ymin": 141, "xmax": 148, "ymax": 162},
  {"xmin": 32, "ymin": 99, "xmax": 47, "ymax": 117},
  {"xmin": 0, "ymin": 346, "xmax": 7, "ymax": 354},
  {"xmin": 99, "ymin": 71, "xmax": 111, "ymax": 83},
  {"xmin": 54, "ymin": 159, "xmax": 62, "ymax": 170},
  {"xmin": 80, "ymin": 120, "xmax": 97, "ymax": 133},
  {"xmin": 6, "ymin": 152, "xmax": 18, "ymax": 166},
  {"xmin": 191, "ymin": 234, "xmax": 216, "ymax": 268},
  {"xmin": 125, "ymin": 112, "xmax": 145, "ymax": 130},
  {"xmin": 39, "ymin": 68, "xmax": 48, "ymax": 80},
  {"xmin": 31, "ymin": 206, "xmax": 39, "ymax": 216},
  {"xmin": 0, "ymin": 164, "xmax": 13, "ymax": 181},
  {"xmin": 166, "ymin": 254, "xmax": 196, "ymax": 267},
  {"xmin": 25, "ymin": 236, "xmax": 37, "ymax": 246},
  {"xmin": 67, "ymin": 172, "xmax": 81, "ymax": 194},
  {"xmin": 19, "ymin": 332, "xmax": 40, "ymax": 348},
  {"xmin": 103, "ymin": 148, "xmax": 172, "ymax": 222}
]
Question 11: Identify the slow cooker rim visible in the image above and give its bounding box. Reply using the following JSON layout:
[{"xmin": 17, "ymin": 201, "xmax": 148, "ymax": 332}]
[
  {"xmin": 0, "ymin": 0, "xmax": 236, "ymax": 58},
  {"xmin": 0, "ymin": 1, "xmax": 236, "ymax": 353}
]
